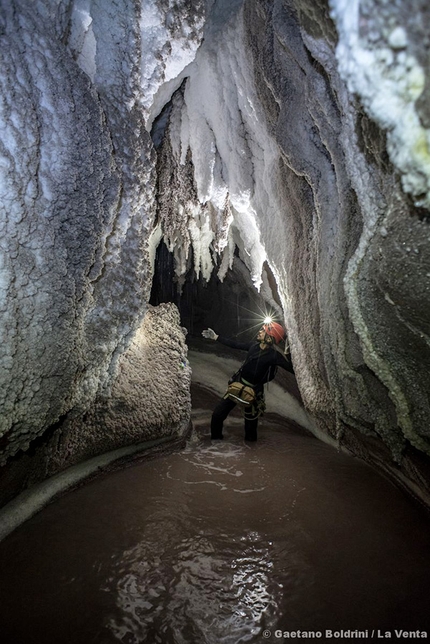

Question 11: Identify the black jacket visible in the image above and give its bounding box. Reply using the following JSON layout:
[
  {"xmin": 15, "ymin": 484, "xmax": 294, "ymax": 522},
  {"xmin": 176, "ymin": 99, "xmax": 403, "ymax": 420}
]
[{"xmin": 217, "ymin": 336, "xmax": 294, "ymax": 388}]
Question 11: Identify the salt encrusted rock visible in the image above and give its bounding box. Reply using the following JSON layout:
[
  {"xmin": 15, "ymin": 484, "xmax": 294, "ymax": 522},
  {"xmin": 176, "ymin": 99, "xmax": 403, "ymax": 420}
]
[
  {"xmin": 0, "ymin": 0, "xmax": 185, "ymax": 467},
  {"xmin": 242, "ymin": 0, "xmax": 430, "ymax": 490},
  {"xmin": 0, "ymin": 0, "xmax": 196, "ymax": 498},
  {"xmin": 0, "ymin": 0, "xmax": 121, "ymax": 464},
  {"xmin": 45, "ymin": 303, "xmax": 192, "ymax": 475},
  {"xmin": 388, "ymin": 26, "xmax": 408, "ymax": 49},
  {"xmin": 0, "ymin": 304, "xmax": 191, "ymax": 506},
  {"xmin": 154, "ymin": 0, "xmax": 430, "ymax": 498}
]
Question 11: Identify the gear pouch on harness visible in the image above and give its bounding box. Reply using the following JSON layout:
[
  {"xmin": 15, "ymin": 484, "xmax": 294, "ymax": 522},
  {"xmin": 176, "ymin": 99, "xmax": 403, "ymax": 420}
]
[{"xmin": 225, "ymin": 380, "xmax": 256, "ymax": 406}]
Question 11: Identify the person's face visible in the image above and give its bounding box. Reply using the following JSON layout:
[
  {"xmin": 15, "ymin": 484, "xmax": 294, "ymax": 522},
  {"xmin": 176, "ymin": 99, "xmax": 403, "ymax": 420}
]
[{"xmin": 257, "ymin": 327, "xmax": 266, "ymax": 341}]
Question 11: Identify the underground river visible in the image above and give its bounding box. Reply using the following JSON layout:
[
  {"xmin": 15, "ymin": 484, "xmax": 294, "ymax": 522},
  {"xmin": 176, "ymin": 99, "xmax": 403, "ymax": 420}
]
[{"xmin": 0, "ymin": 357, "xmax": 430, "ymax": 643}]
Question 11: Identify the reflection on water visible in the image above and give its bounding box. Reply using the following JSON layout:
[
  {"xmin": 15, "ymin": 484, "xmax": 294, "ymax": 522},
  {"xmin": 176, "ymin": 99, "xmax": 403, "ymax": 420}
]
[
  {"xmin": 102, "ymin": 432, "xmax": 301, "ymax": 644},
  {"xmin": 105, "ymin": 531, "xmax": 281, "ymax": 644},
  {"xmin": 1, "ymin": 424, "xmax": 430, "ymax": 644}
]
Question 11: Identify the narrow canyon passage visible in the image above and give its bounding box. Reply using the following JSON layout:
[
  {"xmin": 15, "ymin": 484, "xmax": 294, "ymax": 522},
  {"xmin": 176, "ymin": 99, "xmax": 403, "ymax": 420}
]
[
  {"xmin": 1, "ymin": 2, "xmax": 430, "ymax": 642},
  {"xmin": 0, "ymin": 353, "xmax": 430, "ymax": 644}
]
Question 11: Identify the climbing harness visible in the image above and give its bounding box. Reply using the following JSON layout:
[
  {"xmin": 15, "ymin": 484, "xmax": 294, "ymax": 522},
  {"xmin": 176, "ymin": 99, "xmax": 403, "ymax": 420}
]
[
  {"xmin": 223, "ymin": 338, "xmax": 288, "ymax": 416},
  {"xmin": 225, "ymin": 379, "xmax": 256, "ymax": 406},
  {"xmin": 244, "ymin": 390, "xmax": 266, "ymax": 420}
]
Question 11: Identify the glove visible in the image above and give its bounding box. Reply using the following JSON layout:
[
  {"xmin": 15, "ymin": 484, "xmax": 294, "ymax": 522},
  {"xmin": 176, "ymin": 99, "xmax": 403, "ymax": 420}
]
[{"xmin": 202, "ymin": 328, "xmax": 218, "ymax": 341}]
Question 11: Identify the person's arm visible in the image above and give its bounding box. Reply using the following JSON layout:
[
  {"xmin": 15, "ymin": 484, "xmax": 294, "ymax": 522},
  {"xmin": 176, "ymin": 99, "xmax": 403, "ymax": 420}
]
[
  {"xmin": 275, "ymin": 350, "xmax": 295, "ymax": 375},
  {"xmin": 201, "ymin": 328, "xmax": 252, "ymax": 351},
  {"xmin": 217, "ymin": 336, "xmax": 253, "ymax": 351}
]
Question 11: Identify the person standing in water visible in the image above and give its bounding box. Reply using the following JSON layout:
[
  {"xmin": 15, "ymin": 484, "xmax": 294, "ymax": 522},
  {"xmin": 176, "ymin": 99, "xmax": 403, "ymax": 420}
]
[{"xmin": 201, "ymin": 322, "xmax": 294, "ymax": 441}]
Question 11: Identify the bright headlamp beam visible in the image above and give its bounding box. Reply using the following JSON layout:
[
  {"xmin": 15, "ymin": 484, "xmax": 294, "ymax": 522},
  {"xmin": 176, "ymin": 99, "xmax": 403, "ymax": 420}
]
[{"xmin": 263, "ymin": 316, "xmax": 273, "ymax": 324}]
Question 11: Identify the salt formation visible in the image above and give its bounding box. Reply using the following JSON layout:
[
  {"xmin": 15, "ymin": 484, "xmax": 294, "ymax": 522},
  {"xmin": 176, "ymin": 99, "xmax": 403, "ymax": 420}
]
[
  {"xmin": 331, "ymin": 0, "xmax": 430, "ymax": 208},
  {"xmin": 45, "ymin": 304, "xmax": 191, "ymax": 477},
  {"xmin": 0, "ymin": 0, "xmax": 199, "ymax": 485},
  {"xmin": 155, "ymin": 1, "xmax": 281, "ymax": 289},
  {"xmin": 0, "ymin": 0, "xmax": 430, "ymax": 505},
  {"xmin": 0, "ymin": 1, "xmax": 121, "ymax": 464},
  {"xmin": 153, "ymin": 0, "xmax": 430, "ymax": 498}
]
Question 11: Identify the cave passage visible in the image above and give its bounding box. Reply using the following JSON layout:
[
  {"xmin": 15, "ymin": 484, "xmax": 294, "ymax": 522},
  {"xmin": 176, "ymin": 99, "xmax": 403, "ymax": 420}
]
[
  {"xmin": 2, "ymin": 1, "xmax": 430, "ymax": 641},
  {"xmin": 0, "ymin": 354, "xmax": 429, "ymax": 644}
]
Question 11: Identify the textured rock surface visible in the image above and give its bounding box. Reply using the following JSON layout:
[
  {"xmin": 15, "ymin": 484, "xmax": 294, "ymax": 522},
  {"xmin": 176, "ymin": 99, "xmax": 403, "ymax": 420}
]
[
  {"xmin": 0, "ymin": 303, "xmax": 191, "ymax": 507},
  {"xmin": 0, "ymin": 1, "xmax": 120, "ymax": 462},
  {"xmin": 47, "ymin": 302, "xmax": 191, "ymax": 474},
  {"xmin": 152, "ymin": 0, "xmax": 430, "ymax": 499},
  {"xmin": 251, "ymin": 0, "xmax": 430, "ymax": 476},
  {"xmin": 0, "ymin": 0, "xmax": 196, "ymax": 487},
  {"xmin": 331, "ymin": 0, "xmax": 430, "ymax": 207},
  {"xmin": 256, "ymin": 0, "xmax": 430, "ymax": 496}
]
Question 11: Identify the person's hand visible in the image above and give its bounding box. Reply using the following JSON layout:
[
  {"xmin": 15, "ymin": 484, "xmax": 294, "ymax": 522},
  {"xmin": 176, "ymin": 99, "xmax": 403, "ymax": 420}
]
[{"xmin": 202, "ymin": 328, "xmax": 218, "ymax": 341}]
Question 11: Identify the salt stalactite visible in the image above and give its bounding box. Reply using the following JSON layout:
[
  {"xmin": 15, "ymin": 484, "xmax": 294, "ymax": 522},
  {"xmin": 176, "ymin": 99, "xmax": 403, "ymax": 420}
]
[{"xmin": 155, "ymin": 1, "xmax": 282, "ymax": 292}]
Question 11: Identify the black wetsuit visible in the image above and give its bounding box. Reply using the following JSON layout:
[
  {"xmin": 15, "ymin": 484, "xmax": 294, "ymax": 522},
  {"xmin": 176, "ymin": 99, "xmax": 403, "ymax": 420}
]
[{"xmin": 211, "ymin": 336, "xmax": 294, "ymax": 441}]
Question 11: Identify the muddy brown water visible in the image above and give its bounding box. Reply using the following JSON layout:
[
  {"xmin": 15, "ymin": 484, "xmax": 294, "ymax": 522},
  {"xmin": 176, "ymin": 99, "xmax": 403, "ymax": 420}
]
[{"xmin": 1, "ymin": 385, "xmax": 430, "ymax": 644}]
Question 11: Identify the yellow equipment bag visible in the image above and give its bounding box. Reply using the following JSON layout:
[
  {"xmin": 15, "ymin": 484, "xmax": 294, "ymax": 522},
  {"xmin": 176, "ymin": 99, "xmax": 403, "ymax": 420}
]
[{"xmin": 225, "ymin": 381, "xmax": 256, "ymax": 406}]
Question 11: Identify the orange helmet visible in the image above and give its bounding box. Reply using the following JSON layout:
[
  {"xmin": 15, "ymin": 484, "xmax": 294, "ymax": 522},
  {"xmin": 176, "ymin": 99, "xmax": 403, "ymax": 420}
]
[{"xmin": 262, "ymin": 322, "xmax": 285, "ymax": 344}]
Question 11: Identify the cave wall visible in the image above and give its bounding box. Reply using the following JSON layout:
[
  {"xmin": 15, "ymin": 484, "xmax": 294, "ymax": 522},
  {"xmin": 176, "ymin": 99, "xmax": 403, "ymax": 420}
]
[
  {"xmin": 0, "ymin": 304, "xmax": 191, "ymax": 508},
  {"xmin": 0, "ymin": 0, "xmax": 201, "ymax": 500},
  {"xmin": 0, "ymin": 0, "xmax": 121, "ymax": 464},
  {"xmin": 243, "ymin": 0, "xmax": 430, "ymax": 490},
  {"xmin": 152, "ymin": 0, "xmax": 430, "ymax": 499}
]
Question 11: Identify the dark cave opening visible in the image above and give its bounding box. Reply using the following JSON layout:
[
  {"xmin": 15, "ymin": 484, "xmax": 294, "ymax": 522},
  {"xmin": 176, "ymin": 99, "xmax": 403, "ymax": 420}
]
[{"xmin": 149, "ymin": 240, "xmax": 283, "ymax": 342}]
